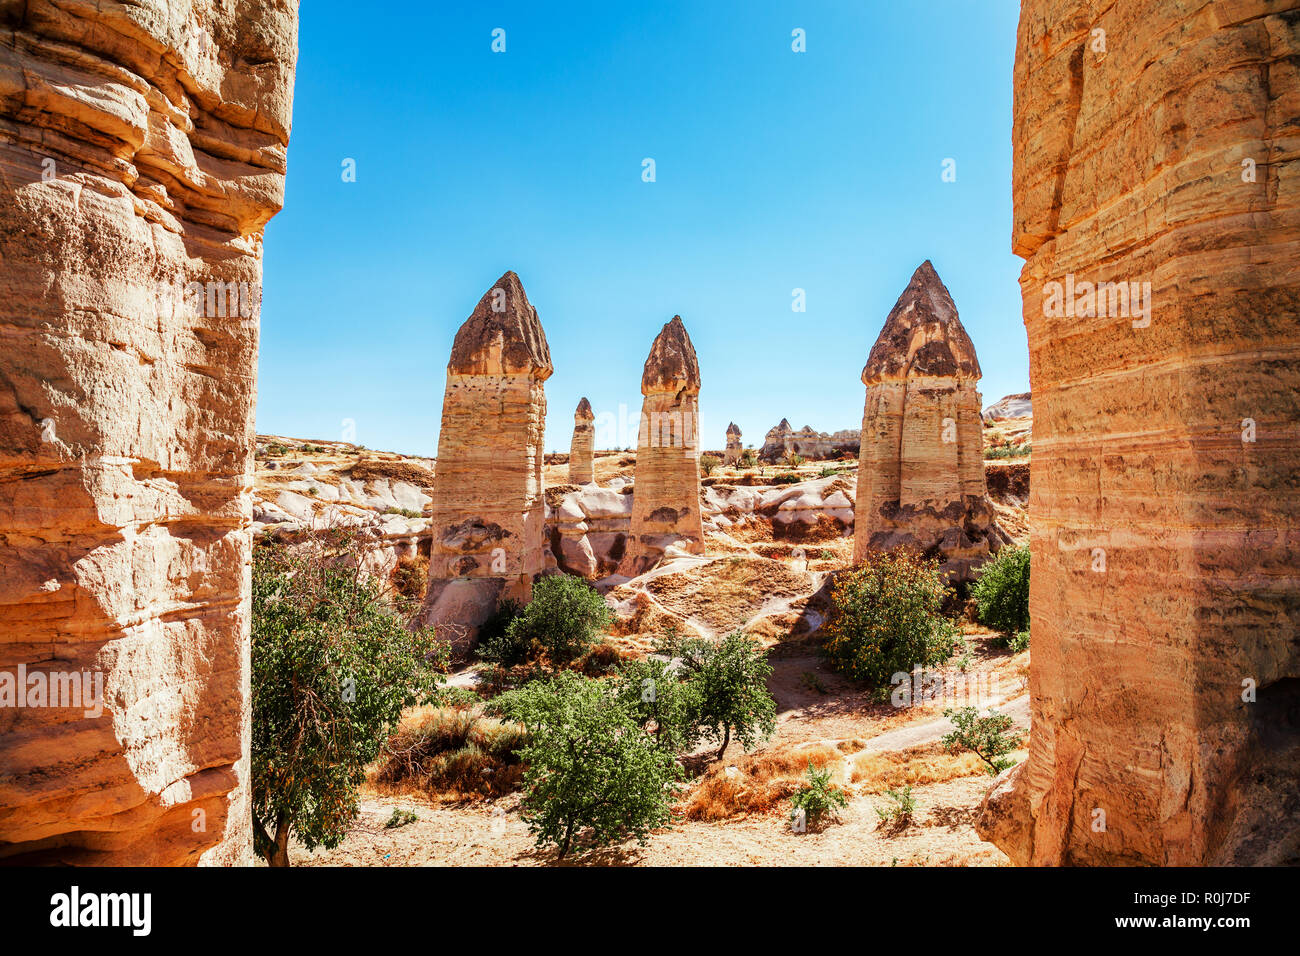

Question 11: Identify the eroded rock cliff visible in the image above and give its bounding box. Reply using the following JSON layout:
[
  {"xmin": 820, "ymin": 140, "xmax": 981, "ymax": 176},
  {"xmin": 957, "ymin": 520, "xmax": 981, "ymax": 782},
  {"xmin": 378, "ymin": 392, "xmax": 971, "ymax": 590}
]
[
  {"xmin": 977, "ymin": 0, "xmax": 1300, "ymax": 865},
  {"xmin": 0, "ymin": 0, "xmax": 298, "ymax": 864}
]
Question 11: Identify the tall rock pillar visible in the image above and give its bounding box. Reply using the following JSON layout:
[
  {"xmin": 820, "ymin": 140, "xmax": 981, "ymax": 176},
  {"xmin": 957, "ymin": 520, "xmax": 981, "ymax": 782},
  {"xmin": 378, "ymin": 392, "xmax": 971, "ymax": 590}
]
[
  {"xmin": 421, "ymin": 272, "xmax": 553, "ymax": 643},
  {"xmin": 977, "ymin": 0, "xmax": 1300, "ymax": 865},
  {"xmin": 0, "ymin": 0, "xmax": 298, "ymax": 864},
  {"xmin": 569, "ymin": 398, "xmax": 595, "ymax": 485},
  {"xmin": 622, "ymin": 316, "xmax": 704, "ymax": 575},
  {"xmin": 724, "ymin": 423, "xmax": 743, "ymax": 464},
  {"xmin": 854, "ymin": 262, "xmax": 1004, "ymax": 582}
]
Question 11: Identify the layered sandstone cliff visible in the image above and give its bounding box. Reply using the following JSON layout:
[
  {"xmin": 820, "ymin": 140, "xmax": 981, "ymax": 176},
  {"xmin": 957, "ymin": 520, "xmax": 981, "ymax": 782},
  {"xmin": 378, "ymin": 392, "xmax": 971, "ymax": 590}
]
[
  {"xmin": 854, "ymin": 261, "xmax": 1007, "ymax": 581},
  {"xmin": 420, "ymin": 272, "xmax": 552, "ymax": 645},
  {"xmin": 977, "ymin": 0, "xmax": 1300, "ymax": 865},
  {"xmin": 759, "ymin": 419, "xmax": 859, "ymax": 462},
  {"xmin": 569, "ymin": 397, "xmax": 595, "ymax": 485},
  {"xmin": 622, "ymin": 316, "xmax": 704, "ymax": 575},
  {"xmin": 0, "ymin": 0, "xmax": 298, "ymax": 864}
]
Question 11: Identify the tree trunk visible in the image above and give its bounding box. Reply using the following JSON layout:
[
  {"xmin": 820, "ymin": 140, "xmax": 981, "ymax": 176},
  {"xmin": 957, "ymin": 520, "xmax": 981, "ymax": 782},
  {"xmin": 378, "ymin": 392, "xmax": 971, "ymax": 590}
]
[
  {"xmin": 717, "ymin": 725, "xmax": 731, "ymax": 760},
  {"xmin": 268, "ymin": 812, "xmax": 291, "ymax": 867}
]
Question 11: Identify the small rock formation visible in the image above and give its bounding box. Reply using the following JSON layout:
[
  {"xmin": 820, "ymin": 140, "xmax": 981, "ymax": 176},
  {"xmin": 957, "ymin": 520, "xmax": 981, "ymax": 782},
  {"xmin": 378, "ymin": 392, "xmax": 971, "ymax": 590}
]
[
  {"xmin": 977, "ymin": 1, "xmax": 1300, "ymax": 866},
  {"xmin": 981, "ymin": 392, "xmax": 1032, "ymax": 422},
  {"xmin": 853, "ymin": 261, "xmax": 1007, "ymax": 581},
  {"xmin": 569, "ymin": 398, "xmax": 595, "ymax": 484},
  {"xmin": 420, "ymin": 272, "xmax": 552, "ymax": 643},
  {"xmin": 0, "ymin": 1, "xmax": 298, "ymax": 865},
  {"xmin": 759, "ymin": 419, "xmax": 859, "ymax": 462},
  {"xmin": 622, "ymin": 316, "xmax": 704, "ymax": 575},
  {"xmin": 724, "ymin": 423, "xmax": 744, "ymax": 464}
]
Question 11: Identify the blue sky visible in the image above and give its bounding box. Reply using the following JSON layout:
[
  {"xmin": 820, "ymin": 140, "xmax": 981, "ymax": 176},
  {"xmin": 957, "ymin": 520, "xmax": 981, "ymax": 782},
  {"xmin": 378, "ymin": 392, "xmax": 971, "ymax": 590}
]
[{"xmin": 258, "ymin": 1, "xmax": 1026, "ymax": 456}]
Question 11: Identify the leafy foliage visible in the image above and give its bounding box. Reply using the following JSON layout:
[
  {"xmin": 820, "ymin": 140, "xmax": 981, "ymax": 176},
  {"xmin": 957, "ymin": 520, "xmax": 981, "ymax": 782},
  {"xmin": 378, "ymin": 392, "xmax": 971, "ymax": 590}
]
[
  {"xmin": 474, "ymin": 598, "xmax": 526, "ymax": 664},
  {"xmin": 874, "ymin": 785, "xmax": 917, "ymax": 825},
  {"xmin": 941, "ymin": 706, "xmax": 1024, "ymax": 775},
  {"xmin": 251, "ymin": 530, "xmax": 448, "ymax": 865},
  {"xmin": 614, "ymin": 656, "xmax": 704, "ymax": 754},
  {"xmin": 678, "ymin": 632, "xmax": 777, "ymax": 758},
  {"xmin": 491, "ymin": 672, "xmax": 681, "ymax": 857},
  {"xmin": 789, "ymin": 761, "xmax": 849, "ymax": 829},
  {"xmin": 502, "ymin": 574, "xmax": 612, "ymax": 666},
  {"xmin": 971, "ymin": 545, "xmax": 1030, "ymax": 636},
  {"xmin": 823, "ymin": 549, "xmax": 959, "ymax": 686},
  {"xmin": 699, "ymin": 453, "xmax": 720, "ymax": 476}
]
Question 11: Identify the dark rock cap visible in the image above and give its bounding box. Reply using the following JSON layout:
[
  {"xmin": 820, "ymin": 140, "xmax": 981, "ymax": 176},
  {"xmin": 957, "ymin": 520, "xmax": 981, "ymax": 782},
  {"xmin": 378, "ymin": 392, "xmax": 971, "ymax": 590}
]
[
  {"xmin": 862, "ymin": 260, "xmax": 981, "ymax": 384},
  {"xmin": 726, "ymin": 422, "xmax": 741, "ymax": 436},
  {"xmin": 641, "ymin": 315, "xmax": 701, "ymax": 393},
  {"xmin": 448, "ymin": 271, "xmax": 553, "ymax": 378},
  {"xmin": 575, "ymin": 397, "xmax": 594, "ymax": 421}
]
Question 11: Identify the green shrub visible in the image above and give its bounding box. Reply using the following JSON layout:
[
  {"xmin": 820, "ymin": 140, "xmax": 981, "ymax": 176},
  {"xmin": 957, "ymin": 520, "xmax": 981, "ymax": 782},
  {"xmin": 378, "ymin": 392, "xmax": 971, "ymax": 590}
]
[
  {"xmin": 1000, "ymin": 629, "xmax": 1030, "ymax": 653},
  {"xmin": 384, "ymin": 808, "xmax": 418, "ymax": 829},
  {"xmin": 874, "ymin": 785, "xmax": 916, "ymax": 825},
  {"xmin": 678, "ymin": 632, "xmax": 777, "ymax": 759},
  {"xmin": 941, "ymin": 706, "xmax": 1023, "ymax": 775},
  {"xmin": 739, "ymin": 449, "xmax": 758, "ymax": 468},
  {"xmin": 971, "ymin": 545, "xmax": 1030, "ymax": 635},
  {"xmin": 493, "ymin": 672, "xmax": 681, "ymax": 858},
  {"xmin": 382, "ymin": 506, "xmax": 423, "ymax": 519},
  {"xmin": 251, "ymin": 531, "xmax": 448, "ymax": 866},
  {"xmin": 699, "ymin": 453, "xmax": 720, "ymax": 476},
  {"xmin": 823, "ymin": 550, "xmax": 959, "ymax": 686},
  {"xmin": 772, "ymin": 472, "xmax": 802, "ymax": 485},
  {"xmin": 984, "ymin": 443, "xmax": 1031, "ymax": 460},
  {"xmin": 503, "ymin": 574, "xmax": 611, "ymax": 666},
  {"xmin": 789, "ymin": 761, "xmax": 849, "ymax": 829}
]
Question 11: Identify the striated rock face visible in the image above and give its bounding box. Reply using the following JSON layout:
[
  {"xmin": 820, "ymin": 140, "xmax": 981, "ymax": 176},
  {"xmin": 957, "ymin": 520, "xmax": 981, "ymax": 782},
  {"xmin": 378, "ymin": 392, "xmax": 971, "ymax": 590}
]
[
  {"xmin": 854, "ymin": 262, "xmax": 1007, "ymax": 581},
  {"xmin": 977, "ymin": 0, "xmax": 1300, "ymax": 865},
  {"xmin": 622, "ymin": 316, "xmax": 704, "ymax": 575},
  {"xmin": 569, "ymin": 397, "xmax": 595, "ymax": 485},
  {"xmin": 724, "ymin": 422, "xmax": 743, "ymax": 465},
  {"xmin": 420, "ymin": 272, "xmax": 552, "ymax": 645},
  {"xmin": 759, "ymin": 419, "xmax": 859, "ymax": 462},
  {"xmin": 0, "ymin": 1, "xmax": 298, "ymax": 865}
]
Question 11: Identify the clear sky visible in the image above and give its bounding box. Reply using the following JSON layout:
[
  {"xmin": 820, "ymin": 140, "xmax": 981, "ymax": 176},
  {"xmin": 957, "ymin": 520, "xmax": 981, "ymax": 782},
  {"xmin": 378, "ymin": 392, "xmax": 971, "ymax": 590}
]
[{"xmin": 257, "ymin": 0, "xmax": 1027, "ymax": 456}]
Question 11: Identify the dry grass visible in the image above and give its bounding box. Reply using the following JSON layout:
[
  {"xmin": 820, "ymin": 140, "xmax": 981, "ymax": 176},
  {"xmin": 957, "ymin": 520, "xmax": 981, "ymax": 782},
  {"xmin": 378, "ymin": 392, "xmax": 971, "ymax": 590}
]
[
  {"xmin": 849, "ymin": 743, "xmax": 986, "ymax": 792},
  {"xmin": 678, "ymin": 744, "xmax": 843, "ymax": 821},
  {"xmin": 373, "ymin": 706, "xmax": 528, "ymax": 801},
  {"xmin": 644, "ymin": 557, "xmax": 810, "ymax": 635},
  {"xmin": 348, "ymin": 459, "xmax": 435, "ymax": 486}
]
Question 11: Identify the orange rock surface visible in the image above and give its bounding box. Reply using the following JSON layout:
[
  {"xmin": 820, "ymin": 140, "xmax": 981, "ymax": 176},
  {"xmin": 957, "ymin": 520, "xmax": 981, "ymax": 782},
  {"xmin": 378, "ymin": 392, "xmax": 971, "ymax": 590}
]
[
  {"xmin": 977, "ymin": 0, "xmax": 1300, "ymax": 865},
  {"xmin": 0, "ymin": 0, "xmax": 298, "ymax": 864}
]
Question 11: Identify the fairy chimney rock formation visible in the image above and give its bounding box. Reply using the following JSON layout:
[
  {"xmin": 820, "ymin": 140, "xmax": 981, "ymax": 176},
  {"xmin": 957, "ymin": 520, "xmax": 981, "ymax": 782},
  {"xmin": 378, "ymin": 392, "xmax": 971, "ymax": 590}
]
[
  {"xmin": 421, "ymin": 272, "xmax": 553, "ymax": 643},
  {"xmin": 853, "ymin": 261, "xmax": 1006, "ymax": 581},
  {"xmin": 0, "ymin": 0, "xmax": 299, "ymax": 864},
  {"xmin": 569, "ymin": 397, "xmax": 596, "ymax": 485},
  {"xmin": 724, "ymin": 422, "xmax": 743, "ymax": 464},
  {"xmin": 622, "ymin": 316, "xmax": 704, "ymax": 575},
  {"xmin": 976, "ymin": 0, "xmax": 1300, "ymax": 866}
]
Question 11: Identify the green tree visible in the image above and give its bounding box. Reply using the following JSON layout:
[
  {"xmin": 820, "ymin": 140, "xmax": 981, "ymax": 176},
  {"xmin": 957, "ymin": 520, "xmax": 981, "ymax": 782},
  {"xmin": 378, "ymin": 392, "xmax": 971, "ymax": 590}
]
[
  {"xmin": 971, "ymin": 545, "xmax": 1031, "ymax": 636},
  {"xmin": 679, "ymin": 633, "xmax": 777, "ymax": 759},
  {"xmin": 504, "ymin": 573, "xmax": 611, "ymax": 666},
  {"xmin": 615, "ymin": 656, "xmax": 703, "ymax": 753},
  {"xmin": 789, "ymin": 761, "xmax": 849, "ymax": 829},
  {"xmin": 823, "ymin": 549, "xmax": 959, "ymax": 686},
  {"xmin": 251, "ymin": 530, "xmax": 447, "ymax": 866},
  {"xmin": 941, "ymin": 706, "xmax": 1024, "ymax": 775},
  {"xmin": 492, "ymin": 672, "xmax": 681, "ymax": 858}
]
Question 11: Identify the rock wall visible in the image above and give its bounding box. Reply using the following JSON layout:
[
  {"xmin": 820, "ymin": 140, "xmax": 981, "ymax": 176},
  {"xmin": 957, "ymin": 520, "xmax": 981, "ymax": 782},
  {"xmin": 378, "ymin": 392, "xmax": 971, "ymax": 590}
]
[
  {"xmin": 759, "ymin": 419, "xmax": 859, "ymax": 462},
  {"xmin": 854, "ymin": 262, "xmax": 1007, "ymax": 581},
  {"xmin": 569, "ymin": 397, "xmax": 595, "ymax": 485},
  {"xmin": 978, "ymin": 0, "xmax": 1300, "ymax": 865},
  {"xmin": 0, "ymin": 0, "xmax": 298, "ymax": 864},
  {"xmin": 622, "ymin": 316, "xmax": 704, "ymax": 575},
  {"xmin": 420, "ymin": 272, "xmax": 552, "ymax": 644}
]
